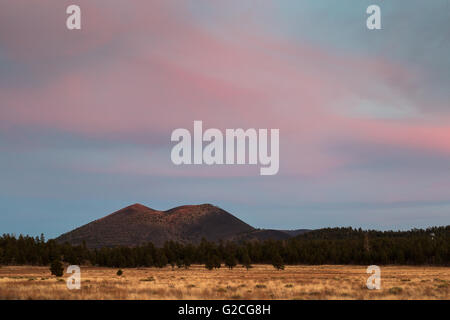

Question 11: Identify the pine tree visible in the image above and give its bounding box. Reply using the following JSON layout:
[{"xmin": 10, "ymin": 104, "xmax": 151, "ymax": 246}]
[
  {"xmin": 241, "ymin": 251, "xmax": 252, "ymax": 270},
  {"xmin": 213, "ymin": 255, "xmax": 221, "ymax": 269},
  {"xmin": 205, "ymin": 255, "xmax": 215, "ymax": 270},
  {"xmin": 184, "ymin": 256, "xmax": 192, "ymax": 269},
  {"xmin": 154, "ymin": 250, "xmax": 168, "ymax": 268},
  {"xmin": 224, "ymin": 254, "xmax": 237, "ymax": 270},
  {"xmin": 271, "ymin": 253, "xmax": 284, "ymax": 270}
]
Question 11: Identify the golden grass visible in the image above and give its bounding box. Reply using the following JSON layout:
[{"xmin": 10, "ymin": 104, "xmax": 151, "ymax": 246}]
[{"xmin": 0, "ymin": 265, "xmax": 448, "ymax": 300}]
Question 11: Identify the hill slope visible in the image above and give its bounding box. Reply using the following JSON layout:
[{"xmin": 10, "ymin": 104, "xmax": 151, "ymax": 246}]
[
  {"xmin": 56, "ymin": 203, "xmax": 310, "ymax": 248},
  {"xmin": 56, "ymin": 203, "xmax": 257, "ymax": 247}
]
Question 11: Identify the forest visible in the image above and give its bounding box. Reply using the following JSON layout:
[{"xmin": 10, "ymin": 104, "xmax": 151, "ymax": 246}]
[{"xmin": 0, "ymin": 226, "xmax": 448, "ymax": 270}]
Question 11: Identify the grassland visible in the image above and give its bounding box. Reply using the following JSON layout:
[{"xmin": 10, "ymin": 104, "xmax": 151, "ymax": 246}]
[{"xmin": 0, "ymin": 265, "xmax": 448, "ymax": 300}]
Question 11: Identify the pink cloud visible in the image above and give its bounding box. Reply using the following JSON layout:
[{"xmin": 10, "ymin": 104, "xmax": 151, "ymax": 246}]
[{"xmin": 1, "ymin": 1, "xmax": 449, "ymax": 178}]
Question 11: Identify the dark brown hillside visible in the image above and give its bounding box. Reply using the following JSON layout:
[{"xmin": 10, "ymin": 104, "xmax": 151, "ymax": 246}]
[{"xmin": 56, "ymin": 203, "xmax": 256, "ymax": 248}]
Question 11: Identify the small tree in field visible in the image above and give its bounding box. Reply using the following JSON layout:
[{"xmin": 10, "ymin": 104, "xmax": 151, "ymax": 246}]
[
  {"xmin": 241, "ymin": 252, "xmax": 252, "ymax": 270},
  {"xmin": 117, "ymin": 269, "xmax": 123, "ymax": 276},
  {"xmin": 205, "ymin": 256, "xmax": 214, "ymax": 270},
  {"xmin": 224, "ymin": 254, "xmax": 237, "ymax": 270},
  {"xmin": 205, "ymin": 254, "xmax": 221, "ymax": 270},
  {"xmin": 50, "ymin": 259, "xmax": 64, "ymax": 277},
  {"xmin": 272, "ymin": 253, "xmax": 285, "ymax": 270},
  {"xmin": 184, "ymin": 257, "xmax": 191, "ymax": 269},
  {"xmin": 213, "ymin": 255, "xmax": 221, "ymax": 269}
]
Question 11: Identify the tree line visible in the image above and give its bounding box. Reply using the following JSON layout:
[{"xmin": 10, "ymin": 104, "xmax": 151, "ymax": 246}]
[{"xmin": 0, "ymin": 226, "xmax": 448, "ymax": 270}]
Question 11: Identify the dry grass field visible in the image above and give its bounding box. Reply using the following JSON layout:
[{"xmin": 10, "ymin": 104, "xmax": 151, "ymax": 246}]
[{"xmin": 0, "ymin": 265, "xmax": 448, "ymax": 300}]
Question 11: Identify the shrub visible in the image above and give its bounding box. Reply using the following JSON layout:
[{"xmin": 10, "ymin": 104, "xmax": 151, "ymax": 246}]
[
  {"xmin": 140, "ymin": 277, "xmax": 155, "ymax": 282},
  {"xmin": 50, "ymin": 259, "xmax": 64, "ymax": 277},
  {"xmin": 224, "ymin": 255, "xmax": 237, "ymax": 270},
  {"xmin": 272, "ymin": 253, "xmax": 285, "ymax": 270},
  {"xmin": 388, "ymin": 287, "xmax": 403, "ymax": 295},
  {"xmin": 241, "ymin": 252, "xmax": 252, "ymax": 270},
  {"xmin": 205, "ymin": 255, "xmax": 220, "ymax": 270},
  {"xmin": 117, "ymin": 269, "xmax": 123, "ymax": 276}
]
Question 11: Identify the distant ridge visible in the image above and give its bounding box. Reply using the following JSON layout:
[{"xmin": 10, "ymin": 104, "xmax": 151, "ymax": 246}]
[{"xmin": 55, "ymin": 203, "xmax": 310, "ymax": 248}]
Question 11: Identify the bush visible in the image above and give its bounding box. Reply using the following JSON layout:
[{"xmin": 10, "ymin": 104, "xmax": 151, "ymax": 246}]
[
  {"xmin": 205, "ymin": 259, "xmax": 214, "ymax": 270},
  {"xmin": 117, "ymin": 269, "xmax": 123, "ymax": 276},
  {"xmin": 272, "ymin": 253, "xmax": 285, "ymax": 270},
  {"xmin": 205, "ymin": 255, "xmax": 221, "ymax": 270},
  {"xmin": 50, "ymin": 259, "xmax": 64, "ymax": 277},
  {"xmin": 241, "ymin": 252, "xmax": 252, "ymax": 270},
  {"xmin": 140, "ymin": 277, "xmax": 155, "ymax": 282},
  {"xmin": 388, "ymin": 287, "xmax": 403, "ymax": 295},
  {"xmin": 224, "ymin": 255, "xmax": 237, "ymax": 270}
]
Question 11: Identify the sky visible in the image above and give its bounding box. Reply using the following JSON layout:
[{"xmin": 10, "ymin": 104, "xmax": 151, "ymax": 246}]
[{"xmin": 1, "ymin": 1, "xmax": 449, "ymax": 238}]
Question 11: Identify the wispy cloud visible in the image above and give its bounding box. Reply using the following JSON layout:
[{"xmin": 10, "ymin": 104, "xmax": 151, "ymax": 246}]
[{"xmin": 0, "ymin": 1, "xmax": 449, "ymax": 236}]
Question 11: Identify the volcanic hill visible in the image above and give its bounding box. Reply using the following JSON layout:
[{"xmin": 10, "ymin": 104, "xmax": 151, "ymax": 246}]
[{"xmin": 56, "ymin": 203, "xmax": 309, "ymax": 248}]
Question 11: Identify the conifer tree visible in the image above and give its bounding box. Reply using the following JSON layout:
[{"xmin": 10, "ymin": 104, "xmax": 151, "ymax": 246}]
[
  {"xmin": 272, "ymin": 253, "xmax": 284, "ymax": 270},
  {"xmin": 241, "ymin": 251, "xmax": 252, "ymax": 270}
]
